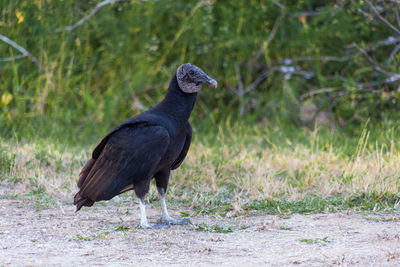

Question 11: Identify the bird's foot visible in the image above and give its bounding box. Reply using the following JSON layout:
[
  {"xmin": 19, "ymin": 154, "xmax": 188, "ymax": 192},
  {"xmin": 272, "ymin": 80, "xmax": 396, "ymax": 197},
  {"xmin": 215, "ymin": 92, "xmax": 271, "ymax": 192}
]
[
  {"xmin": 139, "ymin": 221, "xmax": 170, "ymax": 229},
  {"xmin": 158, "ymin": 216, "xmax": 191, "ymax": 225}
]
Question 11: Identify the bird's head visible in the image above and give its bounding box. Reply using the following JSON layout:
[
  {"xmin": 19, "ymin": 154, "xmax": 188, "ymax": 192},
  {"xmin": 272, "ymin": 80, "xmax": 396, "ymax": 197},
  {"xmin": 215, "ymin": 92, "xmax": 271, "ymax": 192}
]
[{"xmin": 176, "ymin": 63, "xmax": 218, "ymax": 93}]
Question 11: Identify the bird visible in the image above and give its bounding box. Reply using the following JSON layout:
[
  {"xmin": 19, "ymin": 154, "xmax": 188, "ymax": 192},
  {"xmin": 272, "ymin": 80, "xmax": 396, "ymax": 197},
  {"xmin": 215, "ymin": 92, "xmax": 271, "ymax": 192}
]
[{"xmin": 73, "ymin": 63, "xmax": 217, "ymax": 228}]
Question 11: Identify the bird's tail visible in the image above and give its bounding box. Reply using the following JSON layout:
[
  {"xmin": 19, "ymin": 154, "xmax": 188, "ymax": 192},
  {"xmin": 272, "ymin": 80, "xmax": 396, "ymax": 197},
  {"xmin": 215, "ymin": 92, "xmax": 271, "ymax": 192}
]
[
  {"xmin": 74, "ymin": 158, "xmax": 97, "ymax": 212},
  {"xmin": 77, "ymin": 158, "xmax": 96, "ymax": 189},
  {"xmin": 73, "ymin": 192, "xmax": 94, "ymax": 212}
]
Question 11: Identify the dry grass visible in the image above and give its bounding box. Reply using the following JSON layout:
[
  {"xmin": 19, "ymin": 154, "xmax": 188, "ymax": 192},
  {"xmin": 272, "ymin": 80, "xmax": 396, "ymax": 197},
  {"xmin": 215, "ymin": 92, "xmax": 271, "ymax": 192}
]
[
  {"xmin": 174, "ymin": 127, "xmax": 400, "ymax": 201},
  {"xmin": 1, "ymin": 125, "xmax": 400, "ymax": 212},
  {"xmin": 1, "ymin": 141, "xmax": 85, "ymax": 201}
]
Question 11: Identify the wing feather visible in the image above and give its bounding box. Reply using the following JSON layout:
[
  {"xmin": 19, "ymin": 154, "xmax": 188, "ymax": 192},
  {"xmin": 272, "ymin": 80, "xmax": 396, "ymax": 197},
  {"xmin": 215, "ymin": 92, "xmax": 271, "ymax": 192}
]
[
  {"xmin": 74, "ymin": 124, "xmax": 170, "ymax": 210},
  {"xmin": 171, "ymin": 122, "xmax": 192, "ymax": 170}
]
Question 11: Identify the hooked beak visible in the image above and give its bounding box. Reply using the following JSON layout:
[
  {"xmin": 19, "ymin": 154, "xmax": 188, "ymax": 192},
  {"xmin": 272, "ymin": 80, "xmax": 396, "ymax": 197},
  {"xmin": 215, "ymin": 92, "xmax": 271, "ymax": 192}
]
[{"xmin": 205, "ymin": 77, "xmax": 218, "ymax": 88}]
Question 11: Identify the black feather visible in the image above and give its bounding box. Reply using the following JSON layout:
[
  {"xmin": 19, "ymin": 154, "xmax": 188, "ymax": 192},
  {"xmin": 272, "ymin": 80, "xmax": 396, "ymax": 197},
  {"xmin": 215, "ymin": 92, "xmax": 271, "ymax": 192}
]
[{"xmin": 74, "ymin": 73, "xmax": 198, "ymax": 210}]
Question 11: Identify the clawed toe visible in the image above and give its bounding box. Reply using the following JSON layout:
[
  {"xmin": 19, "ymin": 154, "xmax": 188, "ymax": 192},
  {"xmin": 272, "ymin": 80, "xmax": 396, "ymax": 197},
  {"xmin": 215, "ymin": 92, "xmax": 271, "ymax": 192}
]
[
  {"xmin": 158, "ymin": 217, "xmax": 191, "ymax": 225},
  {"xmin": 139, "ymin": 222, "xmax": 171, "ymax": 229},
  {"xmin": 175, "ymin": 217, "xmax": 191, "ymax": 225},
  {"xmin": 151, "ymin": 223, "xmax": 171, "ymax": 229},
  {"xmin": 139, "ymin": 218, "xmax": 189, "ymax": 229}
]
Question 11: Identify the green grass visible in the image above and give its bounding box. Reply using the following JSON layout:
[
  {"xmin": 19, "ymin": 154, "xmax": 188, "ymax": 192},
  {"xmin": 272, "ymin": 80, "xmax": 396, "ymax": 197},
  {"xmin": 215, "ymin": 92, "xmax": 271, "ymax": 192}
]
[
  {"xmin": 364, "ymin": 216, "xmax": 400, "ymax": 222},
  {"xmin": 74, "ymin": 234, "xmax": 92, "ymax": 241},
  {"xmin": 243, "ymin": 195, "xmax": 400, "ymax": 214},
  {"xmin": 300, "ymin": 236, "xmax": 332, "ymax": 246},
  {"xmin": 74, "ymin": 230, "xmax": 112, "ymax": 241},
  {"xmin": 1, "ymin": 122, "xmax": 400, "ymax": 215},
  {"xmin": 194, "ymin": 223, "xmax": 249, "ymax": 233},
  {"xmin": 115, "ymin": 225, "xmax": 131, "ymax": 232}
]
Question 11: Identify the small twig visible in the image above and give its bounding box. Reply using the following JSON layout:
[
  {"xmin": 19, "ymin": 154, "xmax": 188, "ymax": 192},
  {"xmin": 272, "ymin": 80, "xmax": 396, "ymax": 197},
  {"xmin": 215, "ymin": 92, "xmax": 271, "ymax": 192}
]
[
  {"xmin": 301, "ymin": 87, "xmax": 340, "ymax": 99},
  {"xmin": 290, "ymin": 7, "xmax": 344, "ymax": 18},
  {"xmin": 290, "ymin": 10, "xmax": 324, "ymax": 17},
  {"xmin": 230, "ymin": 64, "xmax": 271, "ymax": 116},
  {"xmin": 395, "ymin": 7, "xmax": 400, "ymax": 27},
  {"xmin": 358, "ymin": 73, "xmax": 400, "ymax": 89},
  {"xmin": 269, "ymin": 0, "xmax": 285, "ymax": 10},
  {"xmin": 290, "ymin": 0, "xmax": 347, "ymax": 18},
  {"xmin": 352, "ymin": 43, "xmax": 391, "ymax": 75},
  {"xmin": 233, "ymin": 63, "xmax": 244, "ymax": 97},
  {"xmin": 0, "ymin": 54, "xmax": 26, "ymax": 62},
  {"xmin": 302, "ymin": 73, "xmax": 400, "ymax": 99},
  {"xmin": 346, "ymin": 36, "xmax": 400, "ymax": 52},
  {"xmin": 291, "ymin": 70, "xmax": 314, "ymax": 78},
  {"xmin": 252, "ymin": 2, "xmax": 286, "ymax": 64},
  {"xmin": 375, "ymin": 36, "xmax": 400, "ymax": 47},
  {"xmin": 357, "ymin": 7, "xmax": 374, "ymax": 20},
  {"xmin": 0, "ymin": 34, "xmax": 41, "ymax": 68},
  {"xmin": 389, "ymin": 43, "xmax": 400, "ymax": 63},
  {"xmin": 384, "ymin": 73, "xmax": 400, "ymax": 84},
  {"xmin": 266, "ymin": 7, "xmax": 285, "ymax": 44},
  {"xmin": 273, "ymin": 55, "xmax": 353, "ymax": 65},
  {"xmin": 56, "ymin": 0, "xmax": 132, "ymax": 32},
  {"xmin": 153, "ymin": 0, "xmax": 212, "ymax": 74},
  {"xmin": 244, "ymin": 72, "xmax": 269, "ymax": 94},
  {"xmin": 386, "ymin": 0, "xmax": 400, "ymax": 5},
  {"xmin": 231, "ymin": 65, "xmax": 270, "ymax": 96},
  {"xmin": 365, "ymin": 0, "xmax": 400, "ymax": 36}
]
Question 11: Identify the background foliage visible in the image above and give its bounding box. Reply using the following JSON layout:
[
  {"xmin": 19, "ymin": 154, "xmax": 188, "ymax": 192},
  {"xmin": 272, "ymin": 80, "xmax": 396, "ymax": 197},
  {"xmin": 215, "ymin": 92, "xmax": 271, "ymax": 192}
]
[{"xmin": 1, "ymin": 0, "xmax": 400, "ymax": 143}]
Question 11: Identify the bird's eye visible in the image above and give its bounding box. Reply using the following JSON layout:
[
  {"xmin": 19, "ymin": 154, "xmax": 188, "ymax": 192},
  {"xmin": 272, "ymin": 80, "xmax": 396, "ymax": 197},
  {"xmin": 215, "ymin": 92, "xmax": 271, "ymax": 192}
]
[{"xmin": 189, "ymin": 70, "xmax": 195, "ymax": 75}]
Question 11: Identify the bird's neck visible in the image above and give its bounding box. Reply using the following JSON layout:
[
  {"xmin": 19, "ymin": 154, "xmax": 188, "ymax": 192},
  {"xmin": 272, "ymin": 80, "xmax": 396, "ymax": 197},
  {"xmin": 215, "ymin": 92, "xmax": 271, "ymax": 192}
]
[{"xmin": 157, "ymin": 74, "xmax": 197, "ymax": 123}]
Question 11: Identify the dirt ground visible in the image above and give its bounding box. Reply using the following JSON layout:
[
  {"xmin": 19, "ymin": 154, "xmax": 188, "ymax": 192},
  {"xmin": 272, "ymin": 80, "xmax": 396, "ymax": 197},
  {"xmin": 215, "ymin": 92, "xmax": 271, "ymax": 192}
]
[{"xmin": 1, "ymin": 198, "xmax": 400, "ymax": 266}]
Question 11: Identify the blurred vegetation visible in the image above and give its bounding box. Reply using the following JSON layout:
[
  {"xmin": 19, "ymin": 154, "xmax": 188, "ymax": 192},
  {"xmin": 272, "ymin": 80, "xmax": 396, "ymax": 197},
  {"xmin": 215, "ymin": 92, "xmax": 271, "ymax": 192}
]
[
  {"xmin": 1, "ymin": 0, "xmax": 400, "ymax": 143},
  {"xmin": 2, "ymin": 121, "xmax": 400, "ymax": 213}
]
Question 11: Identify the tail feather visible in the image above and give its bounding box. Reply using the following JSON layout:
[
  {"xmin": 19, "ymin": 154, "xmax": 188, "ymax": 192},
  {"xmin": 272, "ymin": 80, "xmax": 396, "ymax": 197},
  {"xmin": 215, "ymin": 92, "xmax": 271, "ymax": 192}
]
[
  {"xmin": 73, "ymin": 192, "xmax": 94, "ymax": 212},
  {"xmin": 74, "ymin": 140, "xmax": 139, "ymax": 211},
  {"xmin": 78, "ymin": 158, "xmax": 96, "ymax": 189},
  {"xmin": 74, "ymin": 158, "xmax": 96, "ymax": 211}
]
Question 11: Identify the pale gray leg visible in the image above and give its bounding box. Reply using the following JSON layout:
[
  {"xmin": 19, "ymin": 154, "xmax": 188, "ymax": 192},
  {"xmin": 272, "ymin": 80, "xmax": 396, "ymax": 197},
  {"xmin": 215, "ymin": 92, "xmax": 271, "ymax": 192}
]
[
  {"xmin": 138, "ymin": 197, "xmax": 170, "ymax": 229},
  {"xmin": 139, "ymin": 198, "xmax": 152, "ymax": 229},
  {"xmin": 158, "ymin": 188, "xmax": 190, "ymax": 225}
]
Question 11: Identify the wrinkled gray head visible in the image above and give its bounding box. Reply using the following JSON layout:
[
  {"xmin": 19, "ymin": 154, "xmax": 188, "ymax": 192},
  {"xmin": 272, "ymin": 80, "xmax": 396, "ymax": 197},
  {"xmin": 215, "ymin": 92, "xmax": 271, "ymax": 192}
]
[{"xmin": 176, "ymin": 63, "xmax": 217, "ymax": 93}]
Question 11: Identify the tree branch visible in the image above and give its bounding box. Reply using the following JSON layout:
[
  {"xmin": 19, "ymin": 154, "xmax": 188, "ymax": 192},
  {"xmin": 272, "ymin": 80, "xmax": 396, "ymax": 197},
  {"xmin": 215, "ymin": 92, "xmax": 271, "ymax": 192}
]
[
  {"xmin": 0, "ymin": 34, "xmax": 41, "ymax": 68},
  {"xmin": 252, "ymin": 2, "xmax": 286, "ymax": 64},
  {"xmin": 345, "ymin": 36, "xmax": 400, "ymax": 52},
  {"xmin": 56, "ymin": 0, "xmax": 132, "ymax": 32},
  {"xmin": 302, "ymin": 73, "xmax": 400, "ymax": 99},
  {"xmin": 365, "ymin": 0, "xmax": 400, "ymax": 36},
  {"xmin": 351, "ymin": 43, "xmax": 391, "ymax": 75},
  {"xmin": 358, "ymin": 73, "xmax": 400, "ymax": 89}
]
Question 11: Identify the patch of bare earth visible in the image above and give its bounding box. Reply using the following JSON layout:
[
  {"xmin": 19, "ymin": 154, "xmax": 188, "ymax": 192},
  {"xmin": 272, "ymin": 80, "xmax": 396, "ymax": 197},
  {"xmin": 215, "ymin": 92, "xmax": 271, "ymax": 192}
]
[{"xmin": 1, "ymin": 199, "xmax": 400, "ymax": 266}]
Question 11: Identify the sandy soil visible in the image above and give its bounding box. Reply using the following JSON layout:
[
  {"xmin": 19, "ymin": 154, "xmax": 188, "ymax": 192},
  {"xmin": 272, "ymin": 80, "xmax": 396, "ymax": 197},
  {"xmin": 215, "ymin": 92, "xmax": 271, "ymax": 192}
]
[{"xmin": 1, "ymin": 198, "xmax": 400, "ymax": 266}]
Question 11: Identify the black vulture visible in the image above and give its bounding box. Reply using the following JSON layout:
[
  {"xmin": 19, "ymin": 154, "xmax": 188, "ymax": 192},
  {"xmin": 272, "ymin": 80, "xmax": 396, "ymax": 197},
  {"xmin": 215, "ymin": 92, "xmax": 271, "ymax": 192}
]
[{"xmin": 73, "ymin": 63, "xmax": 217, "ymax": 228}]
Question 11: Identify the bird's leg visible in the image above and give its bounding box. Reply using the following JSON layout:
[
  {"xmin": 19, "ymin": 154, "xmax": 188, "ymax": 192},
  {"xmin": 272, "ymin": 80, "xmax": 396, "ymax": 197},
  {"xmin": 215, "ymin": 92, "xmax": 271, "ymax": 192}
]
[
  {"xmin": 160, "ymin": 190, "xmax": 171, "ymax": 220},
  {"xmin": 138, "ymin": 197, "xmax": 170, "ymax": 229},
  {"xmin": 158, "ymin": 188, "xmax": 190, "ymax": 225},
  {"xmin": 139, "ymin": 198, "xmax": 152, "ymax": 229},
  {"xmin": 135, "ymin": 179, "xmax": 168, "ymax": 229}
]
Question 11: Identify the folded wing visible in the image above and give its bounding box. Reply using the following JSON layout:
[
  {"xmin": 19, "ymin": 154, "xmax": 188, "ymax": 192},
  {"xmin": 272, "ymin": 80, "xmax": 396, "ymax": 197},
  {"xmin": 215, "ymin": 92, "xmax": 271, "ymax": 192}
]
[{"xmin": 74, "ymin": 124, "xmax": 170, "ymax": 211}]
